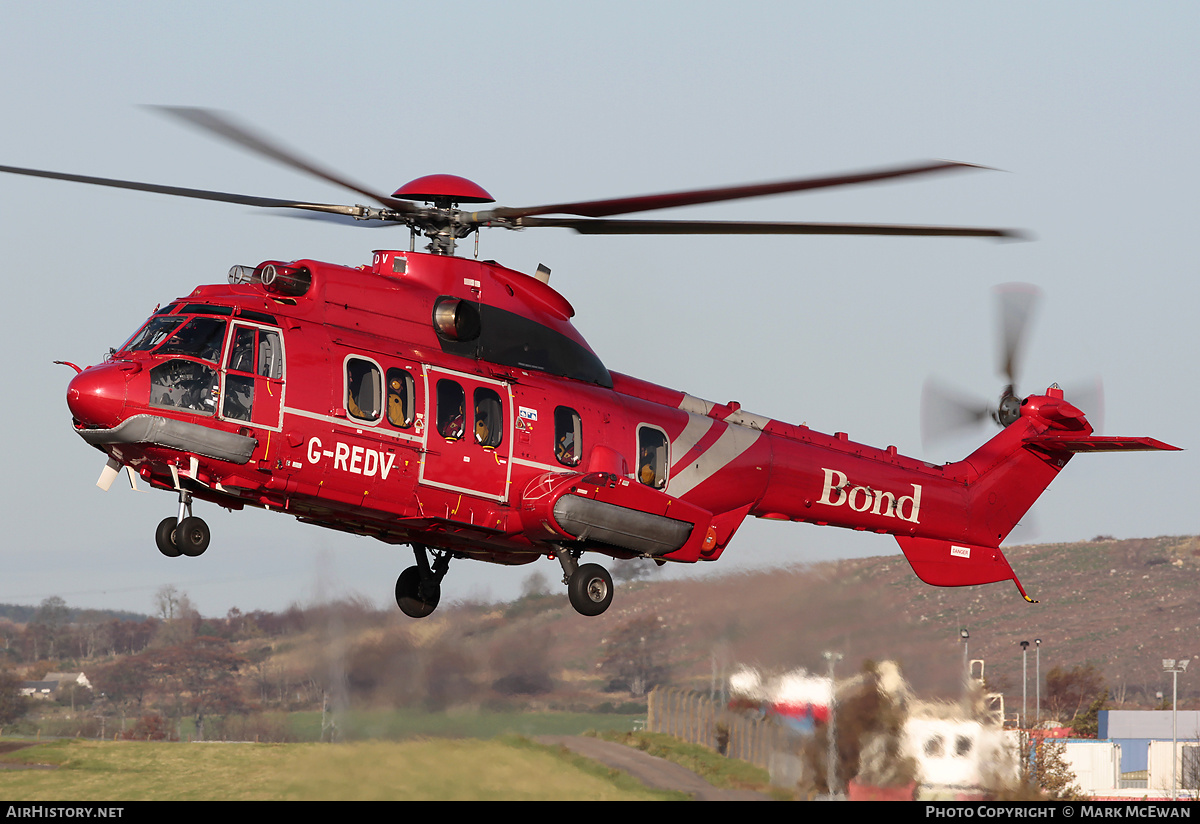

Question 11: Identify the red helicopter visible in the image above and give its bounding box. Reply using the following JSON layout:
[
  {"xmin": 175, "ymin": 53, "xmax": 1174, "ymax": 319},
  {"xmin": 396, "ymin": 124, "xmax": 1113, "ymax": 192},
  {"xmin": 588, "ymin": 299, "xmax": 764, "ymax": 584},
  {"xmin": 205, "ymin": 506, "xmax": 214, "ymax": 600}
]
[{"xmin": 2, "ymin": 107, "xmax": 1178, "ymax": 618}]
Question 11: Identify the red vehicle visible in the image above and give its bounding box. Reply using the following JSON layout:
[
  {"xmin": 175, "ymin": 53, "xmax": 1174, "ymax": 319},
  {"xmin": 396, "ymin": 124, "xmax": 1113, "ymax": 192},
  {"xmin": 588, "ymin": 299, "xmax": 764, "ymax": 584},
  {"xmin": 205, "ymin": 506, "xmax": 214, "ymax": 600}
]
[{"xmin": 3, "ymin": 108, "xmax": 1177, "ymax": 617}]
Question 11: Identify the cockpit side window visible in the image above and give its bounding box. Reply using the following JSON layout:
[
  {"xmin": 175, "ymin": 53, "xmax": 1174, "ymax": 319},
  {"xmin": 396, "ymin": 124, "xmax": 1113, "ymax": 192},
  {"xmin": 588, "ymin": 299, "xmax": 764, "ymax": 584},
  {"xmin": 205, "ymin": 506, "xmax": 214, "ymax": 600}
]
[
  {"xmin": 151, "ymin": 360, "xmax": 218, "ymax": 415},
  {"xmin": 222, "ymin": 326, "xmax": 258, "ymax": 423},
  {"xmin": 226, "ymin": 327, "xmax": 256, "ymax": 373},
  {"xmin": 257, "ymin": 330, "xmax": 282, "ymax": 380}
]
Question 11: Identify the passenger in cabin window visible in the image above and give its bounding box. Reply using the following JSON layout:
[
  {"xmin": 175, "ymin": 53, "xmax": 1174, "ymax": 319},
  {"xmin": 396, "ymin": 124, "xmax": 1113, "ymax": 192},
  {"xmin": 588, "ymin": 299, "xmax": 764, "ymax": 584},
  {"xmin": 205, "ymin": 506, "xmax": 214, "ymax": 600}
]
[
  {"xmin": 346, "ymin": 360, "xmax": 380, "ymax": 421},
  {"xmin": 347, "ymin": 390, "xmax": 365, "ymax": 420},
  {"xmin": 474, "ymin": 402, "xmax": 491, "ymax": 445},
  {"xmin": 639, "ymin": 445, "xmax": 657, "ymax": 487},
  {"xmin": 442, "ymin": 401, "xmax": 465, "ymax": 440},
  {"xmin": 388, "ymin": 378, "xmax": 407, "ymax": 427},
  {"xmin": 473, "ymin": 390, "xmax": 502, "ymax": 448},
  {"xmin": 557, "ymin": 430, "xmax": 577, "ymax": 465}
]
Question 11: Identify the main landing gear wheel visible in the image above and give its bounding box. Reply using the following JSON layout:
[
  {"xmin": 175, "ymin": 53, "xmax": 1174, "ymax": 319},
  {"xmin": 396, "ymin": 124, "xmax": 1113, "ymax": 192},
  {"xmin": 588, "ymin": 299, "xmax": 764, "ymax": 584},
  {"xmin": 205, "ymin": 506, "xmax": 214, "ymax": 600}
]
[
  {"xmin": 395, "ymin": 566, "xmax": 440, "ymax": 618},
  {"xmin": 175, "ymin": 516, "xmax": 210, "ymax": 557},
  {"xmin": 155, "ymin": 517, "xmax": 182, "ymax": 558},
  {"xmin": 394, "ymin": 545, "xmax": 452, "ymax": 618},
  {"xmin": 568, "ymin": 563, "xmax": 614, "ymax": 617}
]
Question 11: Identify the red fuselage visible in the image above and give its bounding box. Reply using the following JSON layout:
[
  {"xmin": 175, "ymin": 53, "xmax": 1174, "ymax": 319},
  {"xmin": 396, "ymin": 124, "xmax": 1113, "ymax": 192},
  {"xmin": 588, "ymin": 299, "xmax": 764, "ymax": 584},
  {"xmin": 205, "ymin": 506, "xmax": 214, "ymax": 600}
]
[{"xmin": 65, "ymin": 249, "xmax": 1174, "ymax": 598}]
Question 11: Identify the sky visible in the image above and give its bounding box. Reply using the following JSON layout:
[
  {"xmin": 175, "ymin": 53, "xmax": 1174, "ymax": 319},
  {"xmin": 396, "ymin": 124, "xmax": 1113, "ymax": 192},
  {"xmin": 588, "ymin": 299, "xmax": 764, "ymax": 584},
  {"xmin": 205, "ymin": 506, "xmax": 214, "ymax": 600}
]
[{"xmin": 0, "ymin": 2, "xmax": 1196, "ymax": 620}]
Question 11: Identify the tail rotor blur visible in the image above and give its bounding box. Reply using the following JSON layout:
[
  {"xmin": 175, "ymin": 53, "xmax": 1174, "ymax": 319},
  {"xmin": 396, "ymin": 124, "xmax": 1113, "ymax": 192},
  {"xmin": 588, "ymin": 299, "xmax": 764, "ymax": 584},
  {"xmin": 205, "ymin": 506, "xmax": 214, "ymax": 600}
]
[{"xmin": 922, "ymin": 284, "xmax": 1106, "ymax": 453}]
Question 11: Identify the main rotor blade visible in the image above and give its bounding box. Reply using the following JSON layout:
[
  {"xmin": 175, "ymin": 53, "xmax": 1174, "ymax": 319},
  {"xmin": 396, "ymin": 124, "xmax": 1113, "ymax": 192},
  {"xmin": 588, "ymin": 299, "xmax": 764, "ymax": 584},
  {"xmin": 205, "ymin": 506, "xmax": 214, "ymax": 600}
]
[
  {"xmin": 264, "ymin": 208, "xmax": 404, "ymax": 228},
  {"xmin": 516, "ymin": 216, "xmax": 1021, "ymax": 238},
  {"xmin": 0, "ymin": 163, "xmax": 367, "ymax": 216},
  {"xmin": 477, "ymin": 160, "xmax": 988, "ymax": 221},
  {"xmin": 995, "ymin": 283, "xmax": 1041, "ymax": 386},
  {"xmin": 149, "ymin": 105, "xmax": 416, "ymax": 213}
]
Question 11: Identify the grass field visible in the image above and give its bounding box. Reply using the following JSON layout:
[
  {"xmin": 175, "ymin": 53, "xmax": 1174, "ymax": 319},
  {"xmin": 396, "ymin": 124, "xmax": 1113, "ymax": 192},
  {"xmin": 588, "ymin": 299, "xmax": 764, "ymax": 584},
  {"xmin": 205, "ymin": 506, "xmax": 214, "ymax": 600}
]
[
  {"xmin": 0, "ymin": 737, "xmax": 682, "ymax": 801},
  {"xmin": 289, "ymin": 708, "xmax": 646, "ymax": 741}
]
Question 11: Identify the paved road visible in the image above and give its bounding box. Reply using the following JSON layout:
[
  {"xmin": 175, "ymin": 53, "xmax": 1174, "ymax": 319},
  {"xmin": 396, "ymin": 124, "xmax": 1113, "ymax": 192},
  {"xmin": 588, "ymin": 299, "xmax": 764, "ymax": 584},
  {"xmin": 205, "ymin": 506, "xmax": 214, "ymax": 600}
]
[{"xmin": 538, "ymin": 735, "xmax": 775, "ymax": 801}]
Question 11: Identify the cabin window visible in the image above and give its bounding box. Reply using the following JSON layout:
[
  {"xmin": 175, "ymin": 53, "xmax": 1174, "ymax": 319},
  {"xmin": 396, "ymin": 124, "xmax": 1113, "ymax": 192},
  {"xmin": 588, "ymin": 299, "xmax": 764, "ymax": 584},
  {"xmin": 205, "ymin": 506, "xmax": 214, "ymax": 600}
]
[
  {"xmin": 386, "ymin": 368, "xmax": 416, "ymax": 428},
  {"xmin": 473, "ymin": 388, "xmax": 503, "ymax": 448},
  {"xmin": 436, "ymin": 380, "xmax": 466, "ymax": 440},
  {"xmin": 346, "ymin": 358, "xmax": 382, "ymax": 422},
  {"xmin": 637, "ymin": 425, "xmax": 669, "ymax": 489},
  {"xmin": 555, "ymin": 406, "xmax": 582, "ymax": 467}
]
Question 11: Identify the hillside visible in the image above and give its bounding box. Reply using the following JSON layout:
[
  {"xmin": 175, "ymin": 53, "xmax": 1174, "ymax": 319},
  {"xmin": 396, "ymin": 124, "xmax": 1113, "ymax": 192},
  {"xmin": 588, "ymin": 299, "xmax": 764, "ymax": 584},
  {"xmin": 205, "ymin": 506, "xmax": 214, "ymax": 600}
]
[
  {"xmin": 285, "ymin": 533, "xmax": 1200, "ymax": 716},
  {"xmin": 5, "ymin": 535, "xmax": 1198, "ymax": 733},
  {"xmin": 465, "ymin": 534, "xmax": 1200, "ymax": 711}
]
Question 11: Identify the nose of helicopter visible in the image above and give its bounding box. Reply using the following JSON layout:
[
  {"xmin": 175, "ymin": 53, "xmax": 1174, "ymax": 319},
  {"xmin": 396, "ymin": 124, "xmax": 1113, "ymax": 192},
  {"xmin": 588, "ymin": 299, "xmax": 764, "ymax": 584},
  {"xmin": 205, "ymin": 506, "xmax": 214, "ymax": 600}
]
[{"xmin": 66, "ymin": 362, "xmax": 133, "ymax": 428}]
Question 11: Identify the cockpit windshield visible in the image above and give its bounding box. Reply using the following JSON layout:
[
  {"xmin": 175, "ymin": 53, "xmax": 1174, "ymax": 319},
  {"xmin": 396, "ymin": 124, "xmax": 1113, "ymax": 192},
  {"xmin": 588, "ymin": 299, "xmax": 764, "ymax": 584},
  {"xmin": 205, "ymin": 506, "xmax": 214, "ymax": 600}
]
[
  {"xmin": 158, "ymin": 317, "xmax": 227, "ymax": 363},
  {"xmin": 120, "ymin": 316, "xmax": 186, "ymax": 353},
  {"xmin": 117, "ymin": 316, "xmax": 227, "ymax": 363},
  {"xmin": 115, "ymin": 305, "xmax": 286, "ymax": 424}
]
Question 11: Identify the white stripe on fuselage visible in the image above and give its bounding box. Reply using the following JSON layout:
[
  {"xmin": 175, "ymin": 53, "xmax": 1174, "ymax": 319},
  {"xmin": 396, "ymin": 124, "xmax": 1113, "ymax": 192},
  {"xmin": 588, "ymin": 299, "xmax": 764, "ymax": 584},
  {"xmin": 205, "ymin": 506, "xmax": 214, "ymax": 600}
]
[{"xmin": 668, "ymin": 422, "xmax": 762, "ymax": 498}]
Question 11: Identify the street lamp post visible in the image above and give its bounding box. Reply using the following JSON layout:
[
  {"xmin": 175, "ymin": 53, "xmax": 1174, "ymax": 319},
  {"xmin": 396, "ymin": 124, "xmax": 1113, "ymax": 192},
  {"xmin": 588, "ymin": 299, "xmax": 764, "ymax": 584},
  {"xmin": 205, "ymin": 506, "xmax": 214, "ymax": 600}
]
[
  {"xmin": 823, "ymin": 650, "xmax": 843, "ymax": 797},
  {"xmin": 1035, "ymin": 639, "xmax": 1042, "ymax": 727},
  {"xmin": 1021, "ymin": 640, "xmax": 1030, "ymax": 728},
  {"xmin": 1163, "ymin": 658, "xmax": 1190, "ymax": 801}
]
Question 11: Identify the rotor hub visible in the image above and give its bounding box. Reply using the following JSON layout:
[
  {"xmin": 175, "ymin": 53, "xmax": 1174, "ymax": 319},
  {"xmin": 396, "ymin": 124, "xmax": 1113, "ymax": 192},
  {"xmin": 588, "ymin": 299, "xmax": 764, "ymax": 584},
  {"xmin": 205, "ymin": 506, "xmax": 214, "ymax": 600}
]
[{"xmin": 392, "ymin": 174, "xmax": 494, "ymax": 207}]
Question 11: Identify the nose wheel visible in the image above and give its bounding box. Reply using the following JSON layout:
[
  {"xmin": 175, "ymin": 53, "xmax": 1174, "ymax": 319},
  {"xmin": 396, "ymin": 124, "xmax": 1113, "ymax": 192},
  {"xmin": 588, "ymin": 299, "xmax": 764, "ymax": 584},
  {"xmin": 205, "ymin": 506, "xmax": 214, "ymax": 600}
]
[{"xmin": 155, "ymin": 490, "xmax": 210, "ymax": 558}]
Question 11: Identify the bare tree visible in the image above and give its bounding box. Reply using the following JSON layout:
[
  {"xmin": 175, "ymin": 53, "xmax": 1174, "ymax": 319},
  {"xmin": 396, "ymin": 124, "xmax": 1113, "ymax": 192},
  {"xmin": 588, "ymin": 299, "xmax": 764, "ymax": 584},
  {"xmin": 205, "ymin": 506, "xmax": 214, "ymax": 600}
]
[
  {"xmin": 1045, "ymin": 663, "xmax": 1107, "ymax": 732},
  {"xmin": 599, "ymin": 613, "xmax": 671, "ymax": 696},
  {"xmin": 153, "ymin": 586, "xmax": 199, "ymax": 646}
]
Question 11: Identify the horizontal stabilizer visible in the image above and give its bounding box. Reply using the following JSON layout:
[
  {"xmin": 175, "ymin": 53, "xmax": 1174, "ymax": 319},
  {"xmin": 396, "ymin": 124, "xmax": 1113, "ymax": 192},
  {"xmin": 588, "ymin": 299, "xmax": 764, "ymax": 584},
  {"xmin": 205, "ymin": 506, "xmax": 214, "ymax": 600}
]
[
  {"xmin": 895, "ymin": 536, "xmax": 1036, "ymax": 603},
  {"xmin": 1024, "ymin": 434, "xmax": 1179, "ymax": 453}
]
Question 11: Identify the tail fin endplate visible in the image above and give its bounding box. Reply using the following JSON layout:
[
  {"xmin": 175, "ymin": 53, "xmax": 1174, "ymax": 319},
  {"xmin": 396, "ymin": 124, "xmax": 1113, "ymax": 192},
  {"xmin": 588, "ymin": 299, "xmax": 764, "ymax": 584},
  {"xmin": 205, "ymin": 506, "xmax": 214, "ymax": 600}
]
[{"xmin": 896, "ymin": 433, "xmax": 1179, "ymax": 603}]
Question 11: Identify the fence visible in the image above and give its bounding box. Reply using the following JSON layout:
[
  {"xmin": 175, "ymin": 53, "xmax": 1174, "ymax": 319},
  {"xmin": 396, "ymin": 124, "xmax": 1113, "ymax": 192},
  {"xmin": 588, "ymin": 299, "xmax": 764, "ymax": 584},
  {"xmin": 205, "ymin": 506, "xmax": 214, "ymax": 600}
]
[{"xmin": 646, "ymin": 685, "xmax": 795, "ymax": 771}]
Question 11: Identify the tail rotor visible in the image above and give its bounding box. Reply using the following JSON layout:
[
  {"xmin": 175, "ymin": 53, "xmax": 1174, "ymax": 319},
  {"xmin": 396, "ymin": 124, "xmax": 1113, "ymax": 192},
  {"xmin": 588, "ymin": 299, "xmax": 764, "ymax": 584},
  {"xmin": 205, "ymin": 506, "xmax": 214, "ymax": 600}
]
[{"xmin": 921, "ymin": 283, "xmax": 1104, "ymax": 451}]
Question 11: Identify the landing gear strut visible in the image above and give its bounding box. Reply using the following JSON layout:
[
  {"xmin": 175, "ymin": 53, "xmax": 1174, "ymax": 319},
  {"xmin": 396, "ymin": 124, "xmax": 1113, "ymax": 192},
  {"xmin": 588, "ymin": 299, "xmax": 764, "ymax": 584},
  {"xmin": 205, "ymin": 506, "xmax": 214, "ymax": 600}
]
[
  {"xmin": 155, "ymin": 489, "xmax": 210, "ymax": 558},
  {"xmin": 395, "ymin": 544, "xmax": 450, "ymax": 618},
  {"xmin": 557, "ymin": 551, "xmax": 614, "ymax": 617}
]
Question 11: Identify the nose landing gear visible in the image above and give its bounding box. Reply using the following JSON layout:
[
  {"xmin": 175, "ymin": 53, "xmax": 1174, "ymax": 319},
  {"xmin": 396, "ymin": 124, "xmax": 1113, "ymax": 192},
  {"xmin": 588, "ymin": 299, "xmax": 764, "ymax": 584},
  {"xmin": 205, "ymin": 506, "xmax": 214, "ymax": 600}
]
[{"xmin": 154, "ymin": 489, "xmax": 210, "ymax": 558}]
